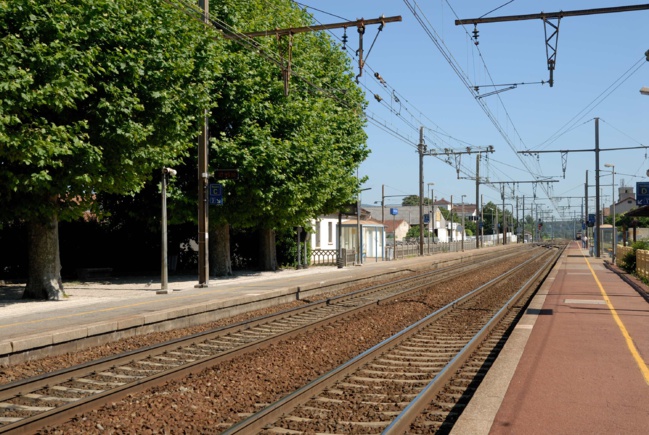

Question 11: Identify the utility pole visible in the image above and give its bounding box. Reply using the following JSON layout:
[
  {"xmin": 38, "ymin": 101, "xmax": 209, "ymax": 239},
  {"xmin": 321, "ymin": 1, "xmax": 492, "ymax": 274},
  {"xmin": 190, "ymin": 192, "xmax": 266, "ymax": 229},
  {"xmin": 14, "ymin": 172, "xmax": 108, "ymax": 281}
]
[
  {"xmin": 586, "ymin": 170, "xmax": 589, "ymax": 251},
  {"xmin": 595, "ymin": 118, "xmax": 601, "ymax": 257},
  {"xmin": 502, "ymin": 185, "xmax": 506, "ymax": 245},
  {"xmin": 519, "ymin": 118, "xmax": 649, "ymax": 255},
  {"xmin": 480, "ymin": 194, "xmax": 484, "ymax": 247},
  {"xmin": 487, "ymin": 180, "xmax": 559, "ymax": 244},
  {"xmin": 450, "ymin": 195, "xmax": 454, "ymax": 244},
  {"xmin": 475, "ymin": 154, "xmax": 480, "ymax": 249},
  {"xmin": 461, "ymin": 195, "xmax": 466, "ymax": 251},
  {"xmin": 521, "ymin": 195, "xmax": 525, "ymax": 242},
  {"xmin": 418, "ymin": 127, "xmax": 425, "ymax": 256},
  {"xmin": 196, "ymin": 0, "xmax": 209, "ymax": 288},
  {"xmin": 426, "ymin": 145, "xmax": 494, "ymax": 249}
]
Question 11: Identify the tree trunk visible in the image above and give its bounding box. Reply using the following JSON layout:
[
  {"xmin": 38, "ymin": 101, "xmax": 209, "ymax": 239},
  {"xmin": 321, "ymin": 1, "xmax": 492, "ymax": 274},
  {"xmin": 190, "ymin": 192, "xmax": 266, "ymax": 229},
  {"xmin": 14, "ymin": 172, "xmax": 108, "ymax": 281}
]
[
  {"xmin": 209, "ymin": 222, "xmax": 232, "ymax": 277},
  {"xmin": 23, "ymin": 216, "xmax": 66, "ymax": 300},
  {"xmin": 258, "ymin": 228, "xmax": 277, "ymax": 271}
]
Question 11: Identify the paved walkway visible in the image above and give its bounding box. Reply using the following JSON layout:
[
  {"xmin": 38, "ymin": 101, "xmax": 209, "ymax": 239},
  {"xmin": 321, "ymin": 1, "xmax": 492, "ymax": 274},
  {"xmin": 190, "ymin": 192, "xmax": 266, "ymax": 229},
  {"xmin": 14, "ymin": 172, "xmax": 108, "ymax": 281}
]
[{"xmin": 453, "ymin": 240, "xmax": 649, "ymax": 434}]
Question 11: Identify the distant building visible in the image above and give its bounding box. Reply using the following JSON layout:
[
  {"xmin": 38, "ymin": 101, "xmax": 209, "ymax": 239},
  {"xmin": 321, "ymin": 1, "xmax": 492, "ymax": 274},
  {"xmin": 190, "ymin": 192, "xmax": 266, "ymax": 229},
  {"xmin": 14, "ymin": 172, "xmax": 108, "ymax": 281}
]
[
  {"xmin": 452, "ymin": 203, "xmax": 478, "ymax": 221},
  {"xmin": 613, "ymin": 185, "xmax": 636, "ymax": 216}
]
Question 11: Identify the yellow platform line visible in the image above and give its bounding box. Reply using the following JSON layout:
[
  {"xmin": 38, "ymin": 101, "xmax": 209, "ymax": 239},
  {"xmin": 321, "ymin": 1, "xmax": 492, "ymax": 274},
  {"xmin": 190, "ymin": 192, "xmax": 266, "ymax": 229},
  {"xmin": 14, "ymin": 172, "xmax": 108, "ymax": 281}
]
[{"xmin": 582, "ymin": 250, "xmax": 649, "ymax": 385}]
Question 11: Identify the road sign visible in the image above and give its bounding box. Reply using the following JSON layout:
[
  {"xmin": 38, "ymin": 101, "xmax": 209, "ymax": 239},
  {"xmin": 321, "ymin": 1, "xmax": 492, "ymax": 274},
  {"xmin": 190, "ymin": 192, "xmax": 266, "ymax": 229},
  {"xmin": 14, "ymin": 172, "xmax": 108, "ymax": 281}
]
[
  {"xmin": 423, "ymin": 213, "xmax": 430, "ymax": 224},
  {"xmin": 637, "ymin": 182, "xmax": 649, "ymax": 205},
  {"xmin": 214, "ymin": 169, "xmax": 239, "ymax": 180},
  {"xmin": 209, "ymin": 183, "xmax": 223, "ymax": 206},
  {"xmin": 390, "ymin": 208, "xmax": 398, "ymax": 216}
]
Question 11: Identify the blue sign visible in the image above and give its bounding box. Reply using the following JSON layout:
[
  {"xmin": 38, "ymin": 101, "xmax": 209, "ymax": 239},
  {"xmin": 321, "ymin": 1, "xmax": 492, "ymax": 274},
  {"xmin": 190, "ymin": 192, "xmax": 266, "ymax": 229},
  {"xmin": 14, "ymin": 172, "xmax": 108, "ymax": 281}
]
[
  {"xmin": 390, "ymin": 208, "xmax": 398, "ymax": 216},
  {"xmin": 637, "ymin": 182, "xmax": 649, "ymax": 206},
  {"xmin": 209, "ymin": 183, "xmax": 223, "ymax": 206},
  {"xmin": 587, "ymin": 213, "xmax": 595, "ymax": 227},
  {"xmin": 423, "ymin": 213, "xmax": 430, "ymax": 224}
]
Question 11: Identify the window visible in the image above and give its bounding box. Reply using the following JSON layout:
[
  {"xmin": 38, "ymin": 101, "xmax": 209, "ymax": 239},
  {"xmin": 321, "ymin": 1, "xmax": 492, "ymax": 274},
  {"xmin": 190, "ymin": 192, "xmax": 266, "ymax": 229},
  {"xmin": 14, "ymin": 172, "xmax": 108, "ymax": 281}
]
[
  {"xmin": 328, "ymin": 222, "xmax": 333, "ymax": 244},
  {"xmin": 315, "ymin": 221, "xmax": 321, "ymax": 248}
]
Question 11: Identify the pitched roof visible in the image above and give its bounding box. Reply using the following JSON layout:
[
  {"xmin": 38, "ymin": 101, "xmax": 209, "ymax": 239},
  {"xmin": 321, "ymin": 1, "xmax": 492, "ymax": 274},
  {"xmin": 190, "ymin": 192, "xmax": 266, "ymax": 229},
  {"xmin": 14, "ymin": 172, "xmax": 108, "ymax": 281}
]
[
  {"xmin": 452, "ymin": 204, "xmax": 477, "ymax": 214},
  {"xmin": 383, "ymin": 219, "xmax": 407, "ymax": 233}
]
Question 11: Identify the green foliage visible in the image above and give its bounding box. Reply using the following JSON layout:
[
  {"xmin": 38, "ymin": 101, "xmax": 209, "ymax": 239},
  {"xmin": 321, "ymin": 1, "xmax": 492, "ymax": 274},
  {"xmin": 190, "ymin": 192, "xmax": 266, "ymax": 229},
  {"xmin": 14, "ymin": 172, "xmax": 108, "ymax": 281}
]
[
  {"xmin": 406, "ymin": 226, "xmax": 433, "ymax": 239},
  {"xmin": 401, "ymin": 195, "xmax": 434, "ymax": 207},
  {"xmin": 0, "ymin": 0, "xmax": 221, "ymax": 223},
  {"xmin": 206, "ymin": 0, "xmax": 369, "ymax": 231},
  {"xmin": 402, "ymin": 195, "xmax": 419, "ymax": 206}
]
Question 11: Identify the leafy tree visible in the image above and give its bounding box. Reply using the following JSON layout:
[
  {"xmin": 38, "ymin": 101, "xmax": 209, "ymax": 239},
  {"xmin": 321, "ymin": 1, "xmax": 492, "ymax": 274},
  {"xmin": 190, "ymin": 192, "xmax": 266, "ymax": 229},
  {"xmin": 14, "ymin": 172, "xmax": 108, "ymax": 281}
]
[
  {"xmin": 207, "ymin": 0, "xmax": 368, "ymax": 272},
  {"xmin": 464, "ymin": 220, "xmax": 477, "ymax": 236},
  {"xmin": 0, "ymin": 0, "xmax": 221, "ymax": 299},
  {"xmin": 402, "ymin": 195, "xmax": 432, "ymax": 207}
]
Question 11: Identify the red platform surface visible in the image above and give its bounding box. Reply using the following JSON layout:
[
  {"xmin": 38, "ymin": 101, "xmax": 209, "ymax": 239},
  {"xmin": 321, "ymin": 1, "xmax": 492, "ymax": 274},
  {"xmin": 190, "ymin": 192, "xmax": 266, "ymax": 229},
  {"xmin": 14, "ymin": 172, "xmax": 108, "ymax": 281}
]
[{"xmin": 491, "ymin": 242, "xmax": 649, "ymax": 434}]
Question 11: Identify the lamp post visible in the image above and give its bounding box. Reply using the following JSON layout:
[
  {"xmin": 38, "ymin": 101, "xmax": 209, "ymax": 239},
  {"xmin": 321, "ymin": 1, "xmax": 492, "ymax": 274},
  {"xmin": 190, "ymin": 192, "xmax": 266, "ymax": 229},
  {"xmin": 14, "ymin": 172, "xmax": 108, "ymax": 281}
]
[
  {"xmin": 356, "ymin": 187, "xmax": 371, "ymax": 265},
  {"xmin": 461, "ymin": 194, "xmax": 466, "ymax": 251},
  {"xmin": 504, "ymin": 203, "xmax": 515, "ymax": 244},
  {"xmin": 161, "ymin": 167, "xmax": 177, "ymax": 292},
  {"xmin": 378, "ymin": 190, "xmax": 412, "ymax": 261},
  {"xmin": 427, "ymin": 182, "xmax": 435, "ymax": 253},
  {"xmin": 604, "ymin": 163, "xmax": 616, "ymax": 263}
]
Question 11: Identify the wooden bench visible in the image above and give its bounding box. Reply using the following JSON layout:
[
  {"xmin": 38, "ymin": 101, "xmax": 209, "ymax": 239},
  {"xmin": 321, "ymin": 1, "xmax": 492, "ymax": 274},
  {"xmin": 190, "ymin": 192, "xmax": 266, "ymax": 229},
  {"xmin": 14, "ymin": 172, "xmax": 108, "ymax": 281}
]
[{"xmin": 76, "ymin": 268, "xmax": 113, "ymax": 280}]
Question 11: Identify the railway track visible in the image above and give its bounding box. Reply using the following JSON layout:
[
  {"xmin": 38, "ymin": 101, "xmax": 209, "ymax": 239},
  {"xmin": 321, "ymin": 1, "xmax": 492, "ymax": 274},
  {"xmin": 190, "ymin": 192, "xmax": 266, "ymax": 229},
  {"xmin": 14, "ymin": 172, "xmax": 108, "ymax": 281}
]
[
  {"xmin": 222, "ymin": 245, "xmax": 562, "ymax": 434},
  {"xmin": 0, "ymin": 245, "xmax": 540, "ymax": 433}
]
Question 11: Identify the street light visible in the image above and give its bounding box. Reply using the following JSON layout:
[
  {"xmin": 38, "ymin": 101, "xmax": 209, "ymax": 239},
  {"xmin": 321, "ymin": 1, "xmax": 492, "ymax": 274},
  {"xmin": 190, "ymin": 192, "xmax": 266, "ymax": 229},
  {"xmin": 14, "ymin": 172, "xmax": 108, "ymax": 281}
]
[
  {"xmin": 641, "ymin": 87, "xmax": 649, "ymax": 96},
  {"xmin": 161, "ymin": 167, "xmax": 177, "ymax": 292},
  {"xmin": 604, "ymin": 163, "xmax": 616, "ymax": 263}
]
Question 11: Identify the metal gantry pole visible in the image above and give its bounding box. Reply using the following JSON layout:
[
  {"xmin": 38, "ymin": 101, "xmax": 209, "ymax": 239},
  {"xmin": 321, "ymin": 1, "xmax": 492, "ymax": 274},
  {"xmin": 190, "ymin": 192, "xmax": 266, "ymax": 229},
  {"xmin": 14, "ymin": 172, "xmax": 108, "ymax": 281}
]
[
  {"xmin": 476, "ymin": 154, "xmax": 480, "ymax": 249},
  {"xmin": 418, "ymin": 127, "xmax": 425, "ymax": 256},
  {"xmin": 461, "ymin": 195, "xmax": 466, "ymax": 251},
  {"xmin": 196, "ymin": 0, "xmax": 210, "ymax": 287},
  {"xmin": 480, "ymin": 195, "xmax": 484, "ymax": 247},
  {"xmin": 595, "ymin": 118, "xmax": 601, "ymax": 258}
]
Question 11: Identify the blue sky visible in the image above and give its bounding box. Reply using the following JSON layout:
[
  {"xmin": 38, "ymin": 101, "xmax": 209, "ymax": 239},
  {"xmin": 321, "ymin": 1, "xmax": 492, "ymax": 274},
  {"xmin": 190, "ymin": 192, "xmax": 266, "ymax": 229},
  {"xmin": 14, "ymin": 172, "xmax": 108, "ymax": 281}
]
[{"xmin": 294, "ymin": 1, "xmax": 649, "ymax": 220}]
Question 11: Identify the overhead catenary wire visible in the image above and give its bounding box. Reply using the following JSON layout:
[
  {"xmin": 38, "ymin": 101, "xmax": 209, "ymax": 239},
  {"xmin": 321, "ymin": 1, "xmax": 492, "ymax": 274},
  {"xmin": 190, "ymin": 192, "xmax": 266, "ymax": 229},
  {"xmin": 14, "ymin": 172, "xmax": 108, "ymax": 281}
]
[
  {"xmin": 294, "ymin": 1, "xmax": 503, "ymax": 184},
  {"xmin": 535, "ymin": 57, "xmax": 647, "ymax": 150}
]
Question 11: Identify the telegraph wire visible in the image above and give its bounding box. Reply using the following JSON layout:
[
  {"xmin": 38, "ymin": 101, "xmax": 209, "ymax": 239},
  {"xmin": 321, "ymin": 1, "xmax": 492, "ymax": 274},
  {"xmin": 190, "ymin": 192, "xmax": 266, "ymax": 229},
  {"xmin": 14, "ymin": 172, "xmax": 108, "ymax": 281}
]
[
  {"xmin": 294, "ymin": 1, "xmax": 494, "ymax": 182},
  {"xmin": 535, "ymin": 56, "xmax": 647, "ymax": 150}
]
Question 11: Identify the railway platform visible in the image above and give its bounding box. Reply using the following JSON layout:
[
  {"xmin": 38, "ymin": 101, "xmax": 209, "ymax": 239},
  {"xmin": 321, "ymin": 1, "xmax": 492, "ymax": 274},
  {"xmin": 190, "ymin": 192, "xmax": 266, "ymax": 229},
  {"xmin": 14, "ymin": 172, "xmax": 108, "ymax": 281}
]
[
  {"xmin": 0, "ymin": 244, "xmax": 516, "ymax": 365},
  {"xmin": 452, "ymin": 240, "xmax": 649, "ymax": 434},
  {"xmin": 2, "ymin": 240, "xmax": 649, "ymax": 433}
]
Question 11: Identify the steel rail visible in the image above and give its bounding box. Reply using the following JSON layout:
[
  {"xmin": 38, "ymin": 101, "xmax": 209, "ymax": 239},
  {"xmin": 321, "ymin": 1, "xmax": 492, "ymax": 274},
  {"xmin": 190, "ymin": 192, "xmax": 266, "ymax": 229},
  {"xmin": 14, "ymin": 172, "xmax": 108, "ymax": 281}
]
[
  {"xmin": 221, "ymin": 247, "xmax": 557, "ymax": 434},
  {"xmin": 0, "ymin": 247, "xmax": 531, "ymax": 433},
  {"xmin": 383, "ymin": 245, "xmax": 562, "ymax": 433},
  {"xmin": 0, "ymin": 247, "xmax": 515, "ymax": 400}
]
